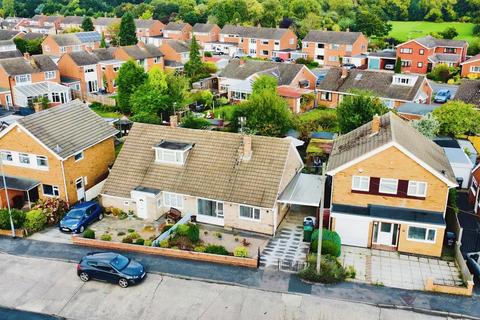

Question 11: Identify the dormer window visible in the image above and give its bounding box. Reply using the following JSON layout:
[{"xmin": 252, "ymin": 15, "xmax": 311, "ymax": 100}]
[
  {"xmin": 392, "ymin": 74, "xmax": 417, "ymax": 87},
  {"xmin": 154, "ymin": 140, "xmax": 192, "ymax": 165}
]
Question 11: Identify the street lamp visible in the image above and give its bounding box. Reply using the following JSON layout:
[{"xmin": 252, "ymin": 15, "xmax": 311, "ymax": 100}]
[{"xmin": 0, "ymin": 155, "xmax": 15, "ymax": 238}]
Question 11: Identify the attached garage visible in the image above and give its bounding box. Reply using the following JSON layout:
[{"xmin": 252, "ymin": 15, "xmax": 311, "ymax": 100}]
[{"xmin": 333, "ymin": 214, "xmax": 371, "ymax": 247}]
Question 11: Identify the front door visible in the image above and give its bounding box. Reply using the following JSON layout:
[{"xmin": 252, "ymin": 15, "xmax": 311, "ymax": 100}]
[
  {"xmin": 373, "ymin": 222, "xmax": 399, "ymax": 247},
  {"xmin": 75, "ymin": 177, "xmax": 85, "ymax": 202},
  {"xmin": 136, "ymin": 197, "xmax": 147, "ymax": 218}
]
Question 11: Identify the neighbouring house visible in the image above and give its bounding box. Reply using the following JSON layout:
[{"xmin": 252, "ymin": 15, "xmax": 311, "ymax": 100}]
[
  {"xmin": 0, "ymin": 54, "xmax": 71, "ymax": 109},
  {"xmin": 93, "ymin": 17, "xmax": 120, "ymax": 37},
  {"xmin": 461, "ymin": 54, "xmax": 480, "ymax": 78},
  {"xmin": 163, "ymin": 22, "xmax": 192, "ymax": 41},
  {"xmin": 191, "ymin": 23, "xmax": 221, "ymax": 45},
  {"xmin": 396, "ymin": 36, "xmax": 468, "ymax": 74},
  {"xmin": 0, "ymin": 29, "xmax": 24, "ymax": 41},
  {"xmin": 28, "ymin": 15, "xmax": 63, "ymax": 30},
  {"xmin": 317, "ymin": 68, "xmax": 432, "ymax": 108},
  {"xmin": 434, "ymin": 137, "xmax": 474, "ymax": 188},
  {"xmin": 277, "ymin": 85, "xmax": 315, "ymax": 113},
  {"xmin": 469, "ymin": 164, "xmax": 480, "ymax": 215},
  {"xmin": 0, "ymin": 39, "xmax": 23, "ymax": 60},
  {"xmin": 0, "ymin": 100, "xmax": 118, "ymax": 207},
  {"xmin": 160, "ymin": 40, "xmax": 194, "ymax": 71},
  {"xmin": 219, "ymin": 25, "xmax": 297, "ymax": 59},
  {"xmin": 59, "ymin": 16, "xmax": 84, "ymax": 31},
  {"xmin": 327, "ymin": 112, "xmax": 457, "ymax": 257},
  {"xmin": 100, "ymin": 122, "xmax": 309, "ymax": 235},
  {"xmin": 367, "ymin": 49, "xmax": 397, "ymax": 71},
  {"xmin": 114, "ymin": 43, "xmax": 164, "ymax": 72},
  {"xmin": 135, "ymin": 19, "xmax": 165, "ymax": 42},
  {"xmin": 302, "ymin": 30, "xmax": 368, "ymax": 67},
  {"xmin": 218, "ymin": 59, "xmax": 317, "ymax": 104},
  {"xmin": 454, "ymin": 80, "xmax": 480, "ymax": 108},
  {"xmin": 41, "ymin": 31, "xmax": 102, "ymax": 57},
  {"xmin": 57, "ymin": 51, "xmax": 102, "ymax": 95},
  {"xmin": 397, "ymin": 102, "xmax": 439, "ymax": 120},
  {"xmin": 93, "ymin": 48, "xmax": 124, "ymax": 93}
]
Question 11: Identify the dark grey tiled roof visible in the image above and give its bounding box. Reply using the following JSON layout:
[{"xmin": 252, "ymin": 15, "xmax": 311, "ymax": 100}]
[
  {"xmin": 219, "ymin": 60, "xmax": 305, "ymax": 85},
  {"xmin": 122, "ymin": 44, "xmax": 163, "ymax": 59},
  {"xmin": 326, "ymin": 112, "xmax": 456, "ymax": 184},
  {"xmin": 164, "ymin": 22, "xmax": 189, "ymax": 31},
  {"xmin": 397, "ymin": 102, "xmax": 438, "ymax": 116},
  {"xmin": 51, "ymin": 31, "xmax": 101, "ymax": 46},
  {"xmin": 22, "ymin": 32, "xmax": 46, "ymax": 41},
  {"xmin": 0, "ymin": 55, "xmax": 57, "ymax": 75},
  {"xmin": 412, "ymin": 35, "xmax": 467, "ymax": 48},
  {"xmin": 164, "ymin": 60, "xmax": 184, "ymax": 67},
  {"xmin": 368, "ymin": 50, "xmax": 396, "ymax": 58},
  {"xmin": 318, "ymin": 68, "xmax": 425, "ymax": 102},
  {"xmin": 0, "ymin": 30, "xmax": 21, "ymax": 40},
  {"xmin": 192, "ymin": 23, "xmax": 217, "ymax": 33},
  {"xmin": 92, "ymin": 47, "xmax": 116, "ymax": 61},
  {"xmin": 17, "ymin": 100, "xmax": 118, "ymax": 159},
  {"xmin": 454, "ymin": 80, "xmax": 480, "ymax": 107},
  {"xmin": 94, "ymin": 17, "xmax": 120, "ymax": 26},
  {"xmin": 44, "ymin": 15, "xmax": 62, "ymax": 23},
  {"xmin": 303, "ymin": 30, "xmax": 363, "ymax": 44},
  {"xmin": 165, "ymin": 40, "xmax": 190, "ymax": 53},
  {"xmin": 429, "ymin": 53, "xmax": 461, "ymax": 63},
  {"xmin": 0, "ymin": 50, "xmax": 22, "ymax": 60},
  {"xmin": 134, "ymin": 19, "xmax": 160, "ymax": 29},
  {"xmin": 221, "ymin": 25, "xmax": 290, "ymax": 40},
  {"xmin": 68, "ymin": 51, "xmax": 100, "ymax": 66},
  {"xmin": 61, "ymin": 16, "xmax": 84, "ymax": 25}
]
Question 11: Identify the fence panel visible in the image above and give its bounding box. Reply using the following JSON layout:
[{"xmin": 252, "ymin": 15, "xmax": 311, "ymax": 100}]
[
  {"xmin": 72, "ymin": 90, "xmax": 116, "ymax": 107},
  {"xmin": 85, "ymin": 179, "xmax": 106, "ymax": 201}
]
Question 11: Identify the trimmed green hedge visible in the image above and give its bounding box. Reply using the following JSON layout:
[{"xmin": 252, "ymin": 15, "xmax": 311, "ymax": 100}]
[
  {"xmin": 310, "ymin": 229, "xmax": 342, "ymax": 257},
  {"xmin": 24, "ymin": 209, "xmax": 47, "ymax": 233},
  {"xmin": 0, "ymin": 209, "xmax": 26, "ymax": 229}
]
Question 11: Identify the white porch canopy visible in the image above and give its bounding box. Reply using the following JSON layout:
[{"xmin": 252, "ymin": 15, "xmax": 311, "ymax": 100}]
[{"xmin": 278, "ymin": 173, "xmax": 323, "ymax": 207}]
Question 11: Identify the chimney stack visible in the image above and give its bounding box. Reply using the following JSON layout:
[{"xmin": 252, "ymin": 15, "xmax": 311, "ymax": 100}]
[
  {"xmin": 169, "ymin": 115, "xmax": 178, "ymax": 128},
  {"xmin": 242, "ymin": 135, "xmax": 252, "ymax": 161},
  {"xmin": 23, "ymin": 52, "xmax": 30, "ymax": 61},
  {"xmin": 341, "ymin": 67, "xmax": 348, "ymax": 78},
  {"xmin": 371, "ymin": 114, "xmax": 380, "ymax": 134}
]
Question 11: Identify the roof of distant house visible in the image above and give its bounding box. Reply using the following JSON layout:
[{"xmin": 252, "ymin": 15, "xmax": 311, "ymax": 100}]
[
  {"xmin": 303, "ymin": 30, "xmax": 363, "ymax": 44},
  {"xmin": 120, "ymin": 44, "xmax": 164, "ymax": 59},
  {"xmin": 67, "ymin": 51, "xmax": 100, "ymax": 66},
  {"xmin": 0, "ymin": 50, "xmax": 22, "ymax": 60},
  {"xmin": 0, "ymin": 29, "xmax": 22, "ymax": 41},
  {"xmin": 403, "ymin": 35, "xmax": 467, "ymax": 48},
  {"xmin": 220, "ymin": 25, "xmax": 291, "ymax": 40},
  {"xmin": 50, "ymin": 31, "xmax": 101, "ymax": 46},
  {"xmin": 326, "ymin": 112, "xmax": 456, "ymax": 185},
  {"xmin": 134, "ymin": 19, "xmax": 162, "ymax": 29},
  {"xmin": 192, "ymin": 23, "xmax": 217, "ymax": 33},
  {"xmin": 397, "ymin": 102, "xmax": 439, "ymax": 116},
  {"xmin": 164, "ymin": 40, "xmax": 190, "ymax": 53},
  {"xmin": 101, "ymin": 123, "xmax": 294, "ymax": 208},
  {"xmin": 14, "ymin": 99, "xmax": 118, "ymax": 159},
  {"xmin": 92, "ymin": 47, "xmax": 116, "ymax": 61},
  {"xmin": 0, "ymin": 55, "xmax": 57, "ymax": 75},
  {"xmin": 61, "ymin": 16, "xmax": 85, "ymax": 25},
  {"xmin": 461, "ymin": 53, "xmax": 480, "ymax": 65},
  {"xmin": 164, "ymin": 22, "xmax": 190, "ymax": 31},
  {"xmin": 22, "ymin": 32, "xmax": 46, "ymax": 41},
  {"xmin": 454, "ymin": 80, "xmax": 480, "ymax": 107},
  {"xmin": 93, "ymin": 17, "xmax": 120, "ymax": 26}
]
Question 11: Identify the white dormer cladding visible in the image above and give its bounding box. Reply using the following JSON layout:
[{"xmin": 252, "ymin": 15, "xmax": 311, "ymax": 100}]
[
  {"xmin": 153, "ymin": 140, "xmax": 193, "ymax": 165},
  {"xmin": 392, "ymin": 74, "xmax": 418, "ymax": 87}
]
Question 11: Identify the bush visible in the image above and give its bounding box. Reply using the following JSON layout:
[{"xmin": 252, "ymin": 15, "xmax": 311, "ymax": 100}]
[
  {"xmin": 193, "ymin": 245, "xmax": 206, "ymax": 252},
  {"xmin": 144, "ymin": 239, "xmax": 153, "ymax": 246},
  {"xmin": 122, "ymin": 236, "xmax": 133, "ymax": 243},
  {"xmin": 100, "ymin": 233, "xmax": 112, "ymax": 241},
  {"xmin": 311, "ymin": 229, "xmax": 342, "ymax": 257},
  {"xmin": 127, "ymin": 228, "xmax": 135, "ymax": 233},
  {"xmin": 159, "ymin": 239, "xmax": 169, "ymax": 248},
  {"xmin": 233, "ymin": 246, "xmax": 249, "ymax": 257},
  {"xmin": 128, "ymin": 231, "xmax": 140, "ymax": 240},
  {"xmin": 32, "ymin": 198, "xmax": 68, "ymax": 225},
  {"xmin": 83, "ymin": 229, "xmax": 95, "ymax": 239},
  {"xmin": 24, "ymin": 209, "xmax": 47, "ymax": 233},
  {"xmin": 205, "ymin": 244, "xmax": 229, "ymax": 255},
  {"xmin": 0, "ymin": 209, "xmax": 26, "ymax": 229},
  {"xmin": 204, "ymin": 51, "xmax": 212, "ymax": 57},
  {"xmin": 135, "ymin": 238, "xmax": 145, "ymax": 245},
  {"xmin": 298, "ymin": 254, "xmax": 346, "ymax": 284},
  {"xmin": 176, "ymin": 224, "xmax": 190, "ymax": 236},
  {"xmin": 345, "ymin": 265, "xmax": 356, "ymax": 279},
  {"xmin": 162, "ymin": 224, "xmax": 173, "ymax": 233},
  {"xmin": 117, "ymin": 231, "xmax": 126, "ymax": 236},
  {"xmin": 187, "ymin": 223, "xmax": 199, "ymax": 243}
]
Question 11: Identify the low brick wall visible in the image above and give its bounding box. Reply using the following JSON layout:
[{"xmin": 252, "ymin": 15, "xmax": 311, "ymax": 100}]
[
  {"xmin": 425, "ymin": 278, "xmax": 474, "ymax": 296},
  {"xmin": 72, "ymin": 236, "xmax": 258, "ymax": 268},
  {"xmin": 0, "ymin": 229, "xmax": 25, "ymax": 237}
]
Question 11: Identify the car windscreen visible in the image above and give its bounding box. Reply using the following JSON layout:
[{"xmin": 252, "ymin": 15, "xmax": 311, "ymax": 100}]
[
  {"xmin": 110, "ymin": 255, "xmax": 130, "ymax": 270},
  {"xmin": 438, "ymin": 91, "xmax": 447, "ymax": 96},
  {"xmin": 67, "ymin": 209, "xmax": 84, "ymax": 219}
]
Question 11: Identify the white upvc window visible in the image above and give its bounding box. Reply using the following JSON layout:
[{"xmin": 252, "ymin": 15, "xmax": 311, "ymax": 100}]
[
  {"xmin": 36, "ymin": 155, "xmax": 48, "ymax": 167},
  {"xmin": 346, "ymin": 45, "xmax": 352, "ymax": 51},
  {"xmin": 15, "ymin": 74, "xmax": 31, "ymax": 84},
  {"xmin": 44, "ymin": 71, "xmax": 56, "ymax": 80},
  {"xmin": 379, "ymin": 178, "xmax": 398, "ymax": 195},
  {"xmin": 239, "ymin": 205, "xmax": 260, "ymax": 221},
  {"xmin": 155, "ymin": 148, "xmax": 184, "ymax": 164},
  {"xmin": 250, "ymin": 38, "xmax": 256, "ymax": 44},
  {"xmin": 42, "ymin": 184, "xmax": 60, "ymax": 197},
  {"xmin": 19, "ymin": 153, "xmax": 30, "ymax": 164},
  {"xmin": 471, "ymin": 66, "xmax": 480, "ymax": 73},
  {"xmin": 407, "ymin": 181, "xmax": 427, "ymax": 197},
  {"xmin": 74, "ymin": 151, "xmax": 84, "ymax": 162},
  {"xmin": 197, "ymin": 198, "xmax": 224, "ymax": 218},
  {"xmin": 352, "ymin": 176, "xmax": 370, "ymax": 192},
  {"xmin": 1, "ymin": 151, "xmax": 12, "ymax": 162},
  {"xmin": 407, "ymin": 226, "xmax": 436, "ymax": 243},
  {"xmin": 60, "ymin": 46, "xmax": 66, "ymax": 53},
  {"xmin": 163, "ymin": 192, "xmax": 183, "ymax": 209},
  {"xmin": 400, "ymin": 48, "xmax": 413, "ymax": 54},
  {"xmin": 289, "ymin": 38, "xmax": 294, "ymax": 45},
  {"xmin": 261, "ymin": 39, "xmax": 268, "ymax": 45}
]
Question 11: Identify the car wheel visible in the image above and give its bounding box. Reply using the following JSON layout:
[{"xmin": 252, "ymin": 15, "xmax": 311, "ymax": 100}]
[
  {"xmin": 79, "ymin": 225, "xmax": 85, "ymax": 233},
  {"xmin": 98, "ymin": 213, "xmax": 104, "ymax": 221},
  {"xmin": 118, "ymin": 278, "xmax": 129, "ymax": 288},
  {"xmin": 79, "ymin": 272, "xmax": 90, "ymax": 282}
]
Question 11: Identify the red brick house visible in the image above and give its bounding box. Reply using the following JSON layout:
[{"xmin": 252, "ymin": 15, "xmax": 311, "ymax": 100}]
[
  {"xmin": 191, "ymin": 23, "xmax": 221, "ymax": 45},
  {"xmin": 460, "ymin": 54, "xmax": 480, "ymax": 78},
  {"xmin": 163, "ymin": 22, "xmax": 192, "ymax": 41}
]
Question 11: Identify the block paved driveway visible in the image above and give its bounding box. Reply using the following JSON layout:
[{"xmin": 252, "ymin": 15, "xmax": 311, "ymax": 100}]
[{"xmin": 340, "ymin": 246, "xmax": 463, "ymax": 291}]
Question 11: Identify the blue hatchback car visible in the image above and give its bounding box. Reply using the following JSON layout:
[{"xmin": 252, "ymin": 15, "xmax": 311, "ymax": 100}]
[
  {"xmin": 59, "ymin": 201, "xmax": 103, "ymax": 233},
  {"xmin": 434, "ymin": 89, "xmax": 452, "ymax": 103}
]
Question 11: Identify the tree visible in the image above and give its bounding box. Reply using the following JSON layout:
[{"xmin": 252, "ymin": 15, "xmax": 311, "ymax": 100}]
[
  {"xmin": 352, "ymin": 8, "xmax": 392, "ymax": 37},
  {"xmin": 411, "ymin": 113, "xmax": 439, "ymax": 139},
  {"xmin": 81, "ymin": 16, "xmax": 94, "ymax": 31},
  {"xmin": 106, "ymin": 22, "xmax": 120, "ymax": 46},
  {"xmin": 181, "ymin": 113, "xmax": 210, "ymax": 129},
  {"xmin": 140, "ymin": 9, "xmax": 153, "ymax": 20},
  {"xmin": 3, "ymin": 0, "xmax": 15, "ymax": 17},
  {"xmin": 100, "ymin": 32, "xmax": 107, "ymax": 48},
  {"xmin": 252, "ymin": 75, "xmax": 278, "ymax": 94},
  {"xmin": 184, "ymin": 36, "xmax": 206, "ymax": 82},
  {"xmin": 14, "ymin": 37, "xmax": 43, "ymax": 55},
  {"xmin": 337, "ymin": 90, "xmax": 389, "ymax": 133},
  {"xmin": 439, "ymin": 27, "xmax": 458, "ymax": 39},
  {"xmin": 148, "ymin": 66, "xmax": 168, "ymax": 92},
  {"xmin": 432, "ymin": 101, "xmax": 480, "ymax": 136},
  {"xmin": 130, "ymin": 83, "xmax": 169, "ymax": 124},
  {"xmin": 394, "ymin": 56, "xmax": 402, "ymax": 73},
  {"xmin": 117, "ymin": 60, "xmax": 147, "ymax": 113},
  {"xmin": 63, "ymin": 26, "xmax": 83, "ymax": 33},
  {"xmin": 118, "ymin": 12, "xmax": 137, "ymax": 46}
]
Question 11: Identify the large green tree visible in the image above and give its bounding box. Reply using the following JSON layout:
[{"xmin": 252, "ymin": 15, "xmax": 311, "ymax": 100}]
[
  {"xmin": 252, "ymin": 75, "xmax": 278, "ymax": 93},
  {"xmin": 352, "ymin": 8, "xmax": 392, "ymax": 37},
  {"xmin": 337, "ymin": 90, "xmax": 389, "ymax": 133},
  {"xmin": 3, "ymin": 0, "xmax": 15, "ymax": 17},
  {"xmin": 81, "ymin": 16, "xmax": 94, "ymax": 31},
  {"xmin": 411, "ymin": 113, "xmax": 440, "ymax": 139},
  {"xmin": 118, "ymin": 12, "xmax": 138, "ymax": 46},
  {"xmin": 184, "ymin": 36, "xmax": 205, "ymax": 82},
  {"xmin": 432, "ymin": 101, "xmax": 480, "ymax": 136},
  {"xmin": 117, "ymin": 60, "xmax": 147, "ymax": 113}
]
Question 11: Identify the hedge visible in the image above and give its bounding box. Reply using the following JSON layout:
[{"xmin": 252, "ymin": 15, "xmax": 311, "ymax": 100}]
[
  {"xmin": 310, "ymin": 229, "xmax": 342, "ymax": 257},
  {"xmin": 0, "ymin": 209, "xmax": 26, "ymax": 229},
  {"xmin": 24, "ymin": 209, "xmax": 47, "ymax": 233}
]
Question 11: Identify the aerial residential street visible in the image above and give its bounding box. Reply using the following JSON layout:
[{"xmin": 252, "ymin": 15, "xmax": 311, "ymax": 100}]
[{"xmin": 0, "ymin": 252, "xmax": 470, "ymax": 320}]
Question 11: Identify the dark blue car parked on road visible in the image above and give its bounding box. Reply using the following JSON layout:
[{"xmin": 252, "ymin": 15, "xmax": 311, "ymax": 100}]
[{"xmin": 59, "ymin": 201, "xmax": 103, "ymax": 233}]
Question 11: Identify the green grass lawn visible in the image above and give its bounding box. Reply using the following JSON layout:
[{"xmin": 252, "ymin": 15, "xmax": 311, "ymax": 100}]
[
  {"xmin": 388, "ymin": 21, "xmax": 476, "ymax": 44},
  {"xmin": 297, "ymin": 108, "xmax": 336, "ymax": 122},
  {"xmin": 205, "ymin": 104, "xmax": 238, "ymax": 121},
  {"xmin": 90, "ymin": 105, "xmax": 123, "ymax": 118}
]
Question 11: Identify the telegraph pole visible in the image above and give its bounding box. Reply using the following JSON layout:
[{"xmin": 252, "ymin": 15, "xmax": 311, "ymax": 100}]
[{"xmin": 316, "ymin": 162, "xmax": 326, "ymax": 274}]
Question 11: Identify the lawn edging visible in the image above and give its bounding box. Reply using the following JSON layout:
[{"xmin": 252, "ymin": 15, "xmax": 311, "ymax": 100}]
[
  {"xmin": 72, "ymin": 235, "xmax": 258, "ymax": 268},
  {"xmin": 425, "ymin": 278, "xmax": 474, "ymax": 296},
  {"xmin": 0, "ymin": 228, "xmax": 25, "ymax": 237}
]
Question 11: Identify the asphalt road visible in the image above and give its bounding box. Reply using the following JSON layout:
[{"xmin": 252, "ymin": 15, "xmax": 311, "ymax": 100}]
[{"xmin": 0, "ymin": 307, "xmax": 63, "ymax": 320}]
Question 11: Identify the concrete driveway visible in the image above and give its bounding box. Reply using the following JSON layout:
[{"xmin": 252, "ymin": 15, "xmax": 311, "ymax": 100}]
[
  {"xmin": 28, "ymin": 227, "xmax": 72, "ymax": 244},
  {"xmin": 428, "ymin": 80, "xmax": 459, "ymax": 105},
  {"xmin": 0, "ymin": 253, "xmax": 453, "ymax": 320}
]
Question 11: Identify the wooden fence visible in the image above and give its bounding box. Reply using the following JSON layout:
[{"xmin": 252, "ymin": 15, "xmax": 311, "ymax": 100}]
[{"xmin": 72, "ymin": 90, "xmax": 116, "ymax": 107}]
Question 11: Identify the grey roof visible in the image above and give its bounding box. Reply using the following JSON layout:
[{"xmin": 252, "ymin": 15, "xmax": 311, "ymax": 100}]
[
  {"xmin": 122, "ymin": 44, "xmax": 163, "ymax": 59},
  {"xmin": 278, "ymin": 173, "xmax": 323, "ymax": 206},
  {"xmin": 317, "ymin": 68, "xmax": 425, "ymax": 102},
  {"xmin": 303, "ymin": 30, "xmax": 363, "ymax": 44},
  {"xmin": 221, "ymin": 25, "xmax": 290, "ymax": 40},
  {"xmin": 164, "ymin": 60, "xmax": 184, "ymax": 68},
  {"xmin": 429, "ymin": 53, "xmax": 461, "ymax": 63},
  {"xmin": 44, "ymin": 15, "xmax": 62, "ymax": 23},
  {"xmin": 0, "ymin": 175, "xmax": 39, "ymax": 191},
  {"xmin": 31, "ymin": 15, "xmax": 44, "ymax": 22},
  {"xmin": 368, "ymin": 50, "xmax": 396, "ymax": 59},
  {"xmin": 192, "ymin": 23, "xmax": 217, "ymax": 33},
  {"xmin": 22, "ymin": 32, "xmax": 46, "ymax": 41},
  {"xmin": 0, "ymin": 29, "xmax": 21, "ymax": 40},
  {"xmin": 165, "ymin": 40, "xmax": 190, "ymax": 53},
  {"xmin": 134, "ymin": 19, "xmax": 160, "ymax": 29},
  {"xmin": 219, "ymin": 60, "xmax": 306, "ymax": 85},
  {"xmin": 92, "ymin": 47, "xmax": 116, "ymax": 61},
  {"xmin": 51, "ymin": 31, "xmax": 101, "ymax": 46},
  {"xmin": 61, "ymin": 16, "xmax": 84, "ymax": 25},
  {"xmin": 94, "ymin": 17, "xmax": 120, "ymax": 26},
  {"xmin": 67, "ymin": 51, "xmax": 100, "ymax": 66},
  {"xmin": 454, "ymin": 80, "xmax": 480, "ymax": 107},
  {"xmin": 326, "ymin": 112, "xmax": 456, "ymax": 184},
  {"xmin": 164, "ymin": 22, "xmax": 189, "ymax": 31},
  {"xmin": 0, "ymin": 55, "xmax": 57, "ymax": 75},
  {"xmin": 397, "ymin": 102, "xmax": 439, "ymax": 116},
  {"xmin": 411, "ymin": 35, "xmax": 467, "ymax": 48},
  {"xmin": 17, "ymin": 100, "xmax": 118, "ymax": 159},
  {"xmin": 13, "ymin": 82, "xmax": 69, "ymax": 98},
  {"xmin": 0, "ymin": 50, "xmax": 22, "ymax": 60}
]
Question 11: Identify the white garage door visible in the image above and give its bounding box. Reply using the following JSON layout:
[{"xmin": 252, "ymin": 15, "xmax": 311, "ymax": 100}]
[{"xmin": 334, "ymin": 215, "xmax": 370, "ymax": 247}]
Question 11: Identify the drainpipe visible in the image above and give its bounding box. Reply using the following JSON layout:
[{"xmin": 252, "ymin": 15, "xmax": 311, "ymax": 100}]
[{"xmin": 60, "ymin": 160, "xmax": 70, "ymax": 207}]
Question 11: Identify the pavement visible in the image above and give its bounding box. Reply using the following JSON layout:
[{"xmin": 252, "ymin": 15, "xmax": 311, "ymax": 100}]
[
  {"xmin": 0, "ymin": 236, "xmax": 479, "ymax": 318},
  {"xmin": 0, "ymin": 253, "xmax": 467, "ymax": 320}
]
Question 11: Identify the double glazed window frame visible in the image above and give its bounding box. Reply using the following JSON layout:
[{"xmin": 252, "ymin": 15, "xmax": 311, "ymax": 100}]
[
  {"xmin": 351, "ymin": 175, "xmax": 370, "ymax": 192},
  {"xmin": 239, "ymin": 205, "xmax": 261, "ymax": 221},
  {"xmin": 379, "ymin": 178, "xmax": 398, "ymax": 195},
  {"xmin": 407, "ymin": 226, "xmax": 436, "ymax": 243}
]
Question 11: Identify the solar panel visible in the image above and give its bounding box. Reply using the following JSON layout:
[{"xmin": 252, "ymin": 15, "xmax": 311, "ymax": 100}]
[{"xmin": 76, "ymin": 31, "xmax": 101, "ymax": 43}]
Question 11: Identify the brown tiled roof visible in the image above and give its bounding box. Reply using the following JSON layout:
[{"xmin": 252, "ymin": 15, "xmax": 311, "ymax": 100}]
[
  {"xmin": 102, "ymin": 124, "xmax": 292, "ymax": 208},
  {"xmin": 454, "ymin": 80, "xmax": 480, "ymax": 107},
  {"xmin": 326, "ymin": 112, "xmax": 456, "ymax": 184}
]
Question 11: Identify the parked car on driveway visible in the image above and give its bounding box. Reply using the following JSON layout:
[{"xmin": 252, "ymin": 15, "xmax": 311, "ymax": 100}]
[
  {"xmin": 270, "ymin": 57, "xmax": 284, "ymax": 63},
  {"xmin": 434, "ymin": 89, "xmax": 452, "ymax": 103},
  {"xmin": 59, "ymin": 201, "xmax": 103, "ymax": 233},
  {"xmin": 77, "ymin": 252, "xmax": 146, "ymax": 288},
  {"xmin": 466, "ymin": 252, "xmax": 480, "ymax": 278},
  {"xmin": 342, "ymin": 63, "xmax": 356, "ymax": 69},
  {"xmin": 384, "ymin": 64, "xmax": 395, "ymax": 70}
]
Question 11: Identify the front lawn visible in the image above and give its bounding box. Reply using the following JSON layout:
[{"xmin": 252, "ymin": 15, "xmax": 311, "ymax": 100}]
[
  {"xmin": 388, "ymin": 21, "xmax": 476, "ymax": 44},
  {"xmin": 90, "ymin": 104, "xmax": 123, "ymax": 119}
]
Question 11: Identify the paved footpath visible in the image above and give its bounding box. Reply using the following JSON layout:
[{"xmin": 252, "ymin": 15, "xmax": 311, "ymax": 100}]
[{"xmin": 0, "ymin": 237, "xmax": 479, "ymax": 319}]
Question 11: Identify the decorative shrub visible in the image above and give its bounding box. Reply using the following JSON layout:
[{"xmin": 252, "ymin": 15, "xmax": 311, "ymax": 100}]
[
  {"xmin": 143, "ymin": 225, "xmax": 155, "ymax": 232},
  {"xmin": 100, "ymin": 233, "xmax": 112, "ymax": 241},
  {"xmin": 170, "ymin": 235, "xmax": 193, "ymax": 250},
  {"xmin": 187, "ymin": 223, "xmax": 199, "ymax": 243},
  {"xmin": 117, "ymin": 231, "xmax": 126, "ymax": 236},
  {"xmin": 193, "ymin": 245, "xmax": 206, "ymax": 252},
  {"xmin": 345, "ymin": 265, "xmax": 356, "ymax": 279},
  {"xmin": 122, "ymin": 236, "xmax": 133, "ymax": 243},
  {"xmin": 24, "ymin": 209, "xmax": 47, "ymax": 233},
  {"xmin": 0, "ymin": 209, "xmax": 26, "ymax": 229},
  {"xmin": 32, "ymin": 198, "xmax": 68, "ymax": 225},
  {"xmin": 310, "ymin": 229, "xmax": 342, "ymax": 257},
  {"xmin": 135, "ymin": 238, "xmax": 145, "ymax": 245},
  {"xmin": 204, "ymin": 51, "xmax": 212, "ymax": 57},
  {"xmin": 162, "ymin": 224, "xmax": 173, "ymax": 233},
  {"xmin": 144, "ymin": 239, "xmax": 153, "ymax": 246},
  {"xmin": 205, "ymin": 244, "xmax": 229, "ymax": 255},
  {"xmin": 83, "ymin": 229, "xmax": 95, "ymax": 239},
  {"xmin": 176, "ymin": 224, "xmax": 190, "ymax": 236},
  {"xmin": 128, "ymin": 231, "xmax": 140, "ymax": 239},
  {"xmin": 159, "ymin": 239, "xmax": 169, "ymax": 248},
  {"xmin": 298, "ymin": 254, "xmax": 346, "ymax": 284},
  {"xmin": 233, "ymin": 246, "xmax": 249, "ymax": 257},
  {"xmin": 127, "ymin": 228, "xmax": 135, "ymax": 233}
]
